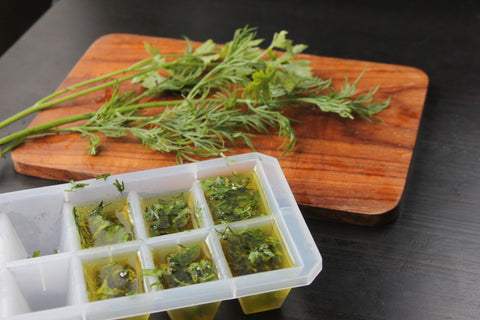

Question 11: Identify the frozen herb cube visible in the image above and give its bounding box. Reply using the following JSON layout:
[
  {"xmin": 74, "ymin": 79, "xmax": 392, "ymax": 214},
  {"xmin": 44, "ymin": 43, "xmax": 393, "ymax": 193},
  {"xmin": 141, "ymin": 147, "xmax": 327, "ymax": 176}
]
[
  {"xmin": 73, "ymin": 200, "xmax": 135, "ymax": 249},
  {"xmin": 201, "ymin": 171, "xmax": 268, "ymax": 224}
]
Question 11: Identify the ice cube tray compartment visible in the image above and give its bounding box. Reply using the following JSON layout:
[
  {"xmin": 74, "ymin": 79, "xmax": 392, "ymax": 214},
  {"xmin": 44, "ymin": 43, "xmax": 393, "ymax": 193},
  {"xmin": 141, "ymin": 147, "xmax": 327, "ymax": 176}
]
[
  {"xmin": 0, "ymin": 153, "xmax": 322, "ymax": 320},
  {"xmin": 0, "ymin": 188, "xmax": 64, "ymax": 260}
]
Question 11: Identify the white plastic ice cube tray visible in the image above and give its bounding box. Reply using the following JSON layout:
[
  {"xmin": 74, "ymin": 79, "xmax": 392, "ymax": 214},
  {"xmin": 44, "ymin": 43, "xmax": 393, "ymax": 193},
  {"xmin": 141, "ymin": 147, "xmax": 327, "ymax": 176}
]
[{"xmin": 0, "ymin": 153, "xmax": 322, "ymax": 320}]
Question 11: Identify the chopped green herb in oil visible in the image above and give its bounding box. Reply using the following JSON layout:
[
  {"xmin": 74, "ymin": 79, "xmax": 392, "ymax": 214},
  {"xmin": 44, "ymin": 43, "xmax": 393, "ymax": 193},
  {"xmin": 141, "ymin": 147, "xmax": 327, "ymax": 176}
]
[
  {"xmin": 73, "ymin": 200, "xmax": 135, "ymax": 249},
  {"xmin": 144, "ymin": 193, "xmax": 193, "ymax": 237},
  {"xmin": 219, "ymin": 227, "xmax": 286, "ymax": 276},
  {"xmin": 201, "ymin": 172, "xmax": 266, "ymax": 223},
  {"xmin": 143, "ymin": 245, "xmax": 217, "ymax": 289},
  {"xmin": 84, "ymin": 256, "xmax": 143, "ymax": 301}
]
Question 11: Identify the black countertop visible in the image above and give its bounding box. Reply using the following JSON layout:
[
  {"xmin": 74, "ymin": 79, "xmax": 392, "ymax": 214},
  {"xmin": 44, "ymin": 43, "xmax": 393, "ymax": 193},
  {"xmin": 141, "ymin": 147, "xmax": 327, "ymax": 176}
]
[{"xmin": 1, "ymin": 0, "xmax": 479, "ymax": 319}]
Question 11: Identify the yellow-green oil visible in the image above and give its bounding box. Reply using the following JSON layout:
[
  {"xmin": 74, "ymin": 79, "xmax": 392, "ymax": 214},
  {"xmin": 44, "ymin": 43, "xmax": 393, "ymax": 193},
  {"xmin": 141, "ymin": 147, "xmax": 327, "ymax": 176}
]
[
  {"xmin": 141, "ymin": 191, "xmax": 198, "ymax": 237},
  {"xmin": 202, "ymin": 169, "xmax": 271, "ymax": 224},
  {"xmin": 220, "ymin": 222, "xmax": 295, "ymax": 313},
  {"xmin": 82, "ymin": 252, "xmax": 145, "ymax": 302},
  {"xmin": 220, "ymin": 223, "xmax": 294, "ymax": 276},
  {"xmin": 151, "ymin": 243, "xmax": 221, "ymax": 320},
  {"xmin": 74, "ymin": 199, "xmax": 135, "ymax": 248},
  {"xmin": 238, "ymin": 288, "xmax": 291, "ymax": 314}
]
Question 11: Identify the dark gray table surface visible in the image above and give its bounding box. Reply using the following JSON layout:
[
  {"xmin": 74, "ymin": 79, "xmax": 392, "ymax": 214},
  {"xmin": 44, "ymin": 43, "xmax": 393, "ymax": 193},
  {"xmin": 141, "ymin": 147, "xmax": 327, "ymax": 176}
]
[{"xmin": 1, "ymin": 0, "xmax": 479, "ymax": 319}]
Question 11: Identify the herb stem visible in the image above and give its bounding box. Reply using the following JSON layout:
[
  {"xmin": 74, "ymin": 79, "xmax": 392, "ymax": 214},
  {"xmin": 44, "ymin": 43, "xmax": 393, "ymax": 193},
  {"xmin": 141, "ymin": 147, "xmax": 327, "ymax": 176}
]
[
  {"xmin": 0, "ymin": 69, "xmax": 153, "ymax": 130},
  {"xmin": 0, "ymin": 48, "xmax": 223, "ymax": 131},
  {"xmin": 35, "ymin": 57, "xmax": 155, "ymax": 105}
]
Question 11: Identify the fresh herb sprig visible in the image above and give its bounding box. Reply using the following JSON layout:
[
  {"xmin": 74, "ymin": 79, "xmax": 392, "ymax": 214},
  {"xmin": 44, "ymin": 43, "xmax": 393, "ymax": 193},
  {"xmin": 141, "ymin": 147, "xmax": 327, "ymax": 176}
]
[
  {"xmin": 65, "ymin": 180, "xmax": 89, "ymax": 192},
  {"xmin": 0, "ymin": 26, "xmax": 390, "ymax": 161},
  {"xmin": 113, "ymin": 179, "xmax": 125, "ymax": 192},
  {"xmin": 96, "ymin": 173, "xmax": 111, "ymax": 181}
]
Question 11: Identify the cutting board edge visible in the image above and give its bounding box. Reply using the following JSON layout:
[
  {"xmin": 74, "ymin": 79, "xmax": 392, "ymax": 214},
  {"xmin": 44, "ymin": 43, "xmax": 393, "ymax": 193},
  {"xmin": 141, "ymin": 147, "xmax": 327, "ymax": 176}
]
[{"xmin": 300, "ymin": 203, "xmax": 401, "ymax": 226}]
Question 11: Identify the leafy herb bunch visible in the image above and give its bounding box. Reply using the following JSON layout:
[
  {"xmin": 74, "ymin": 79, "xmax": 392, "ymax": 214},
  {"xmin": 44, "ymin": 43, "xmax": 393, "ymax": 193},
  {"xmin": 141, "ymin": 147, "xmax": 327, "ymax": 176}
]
[{"xmin": 0, "ymin": 26, "xmax": 390, "ymax": 162}]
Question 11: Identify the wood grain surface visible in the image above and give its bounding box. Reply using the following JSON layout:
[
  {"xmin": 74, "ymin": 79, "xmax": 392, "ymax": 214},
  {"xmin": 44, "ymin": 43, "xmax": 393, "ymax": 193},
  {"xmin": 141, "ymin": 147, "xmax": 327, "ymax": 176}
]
[{"xmin": 10, "ymin": 33, "xmax": 428, "ymax": 225}]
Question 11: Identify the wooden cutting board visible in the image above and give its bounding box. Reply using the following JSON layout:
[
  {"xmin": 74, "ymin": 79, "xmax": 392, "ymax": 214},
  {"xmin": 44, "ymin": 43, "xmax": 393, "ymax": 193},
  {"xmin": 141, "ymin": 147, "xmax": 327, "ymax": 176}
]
[{"xmin": 11, "ymin": 34, "xmax": 428, "ymax": 225}]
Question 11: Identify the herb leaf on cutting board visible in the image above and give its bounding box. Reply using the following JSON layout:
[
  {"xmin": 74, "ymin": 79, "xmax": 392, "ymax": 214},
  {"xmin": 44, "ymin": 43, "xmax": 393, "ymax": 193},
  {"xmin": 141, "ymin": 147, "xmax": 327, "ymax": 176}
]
[{"xmin": 0, "ymin": 26, "xmax": 390, "ymax": 162}]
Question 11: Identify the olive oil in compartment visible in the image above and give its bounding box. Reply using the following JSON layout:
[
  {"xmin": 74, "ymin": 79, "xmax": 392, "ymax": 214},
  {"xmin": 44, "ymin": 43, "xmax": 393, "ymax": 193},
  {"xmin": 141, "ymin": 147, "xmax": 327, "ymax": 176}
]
[
  {"xmin": 218, "ymin": 222, "xmax": 295, "ymax": 314},
  {"xmin": 73, "ymin": 199, "xmax": 136, "ymax": 249},
  {"xmin": 144, "ymin": 243, "xmax": 221, "ymax": 320},
  {"xmin": 201, "ymin": 169, "xmax": 271, "ymax": 224},
  {"xmin": 218, "ymin": 222, "xmax": 294, "ymax": 277},
  {"xmin": 82, "ymin": 253, "xmax": 145, "ymax": 302},
  {"xmin": 141, "ymin": 191, "xmax": 198, "ymax": 238},
  {"xmin": 146, "ymin": 242, "xmax": 218, "ymax": 289}
]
